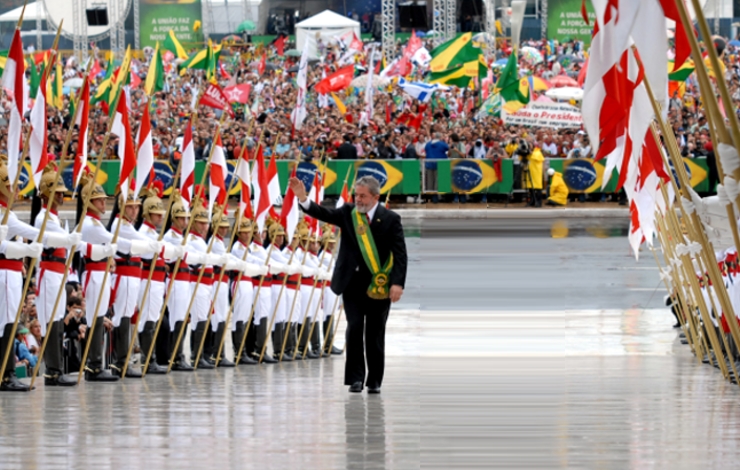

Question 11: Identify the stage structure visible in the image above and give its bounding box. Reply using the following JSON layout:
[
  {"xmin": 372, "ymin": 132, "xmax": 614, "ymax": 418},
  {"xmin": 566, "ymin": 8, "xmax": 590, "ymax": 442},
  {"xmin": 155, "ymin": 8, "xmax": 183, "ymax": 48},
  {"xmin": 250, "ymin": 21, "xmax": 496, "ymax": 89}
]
[{"xmin": 382, "ymin": 0, "xmax": 395, "ymax": 59}]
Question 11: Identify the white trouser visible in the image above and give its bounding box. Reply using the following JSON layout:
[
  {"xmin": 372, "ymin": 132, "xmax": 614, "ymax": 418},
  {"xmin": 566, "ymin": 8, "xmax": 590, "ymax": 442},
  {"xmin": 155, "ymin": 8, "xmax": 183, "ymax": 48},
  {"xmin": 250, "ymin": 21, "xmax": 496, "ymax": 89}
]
[
  {"xmin": 37, "ymin": 269, "xmax": 65, "ymax": 336},
  {"xmin": 84, "ymin": 270, "xmax": 110, "ymax": 324},
  {"xmin": 137, "ymin": 279, "xmax": 165, "ymax": 332},
  {"xmin": 211, "ymin": 279, "xmax": 229, "ymax": 331},
  {"xmin": 270, "ymin": 285, "xmax": 286, "ymax": 331},
  {"xmin": 284, "ymin": 288, "xmax": 299, "ymax": 324},
  {"xmin": 231, "ymin": 280, "xmax": 253, "ymax": 330},
  {"xmin": 166, "ymin": 279, "xmax": 191, "ymax": 331},
  {"xmin": 0, "ymin": 269, "xmax": 22, "ymax": 335},
  {"xmin": 111, "ymin": 274, "xmax": 141, "ymax": 328},
  {"xmin": 190, "ymin": 283, "xmax": 212, "ymax": 330},
  {"xmin": 254, "ymin": 282, "xmax": 271, "ymax": 325},
  {"xmin": 323, "ymin": 288, "xmax": 342, "ymax": 321},
  {"xmin": 307, "ymin": 284, "xmax": 321, "ymax": 322},
  {"xmin": 299, "ymin": 284, "xmax": 317, "ymax": 324}
]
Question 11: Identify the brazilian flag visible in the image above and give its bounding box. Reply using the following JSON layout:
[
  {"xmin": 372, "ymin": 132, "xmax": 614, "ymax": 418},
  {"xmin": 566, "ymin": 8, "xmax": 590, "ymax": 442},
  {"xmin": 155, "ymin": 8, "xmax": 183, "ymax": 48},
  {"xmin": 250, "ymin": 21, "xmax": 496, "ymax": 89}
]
[
  {"xmin": 163, "ymin": 29, "xmax": 188, "ymax": 60},
  {"xmin": 179, "ymin": 41, "xmax": 222, "ymax": 79},
  {"xmin": 92, "ymin": 59, "xmax": 115, "ymax": 105},
  {"xmin": 429, "ymin": 55, "xmax": 488, "ymax": 87},
  {"xmin": 495, "ymin": 53, "xmax": 529, "ymax": 113},
  {"xmin": 145, "ymin": 42, "xmax": 165, "ymax": 95},
  {"xmin": 429, "ymin": 33, "xmax": 480, "ymax": 73},
  {"xmin": 355, "ymin": 160, "xmax": 404, "ymax": 194},
  {"xmin": 668, "ymin": 59, "xmax": 694, "ymax": 81}
]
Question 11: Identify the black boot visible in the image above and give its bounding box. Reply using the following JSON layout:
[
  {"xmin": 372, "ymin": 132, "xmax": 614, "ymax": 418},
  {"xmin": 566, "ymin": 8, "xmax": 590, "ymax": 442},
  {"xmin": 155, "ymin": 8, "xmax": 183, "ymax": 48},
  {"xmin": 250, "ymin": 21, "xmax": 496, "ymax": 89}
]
[
  {"xmin": 140, "ymin": 321, "xmax": 167, "ymax": 375},
  {"xmin": 84, "ymin": 319, "xmax": 119, "ymax": 382},
  {"xmin": 44, "ymin": 320, "xmax": 76, "ymax": 386},
  {"xmin": 234, "ymin": 321, "xmax": 257, "ymax": 365},
  {"xmin": 255, "ymin": 320, "xmax": 277, "ymax": 364},
  {"xmin": 0, "ymin": 324, "xmax": 31, "ymax": 391},
  {"xmin": 280, "ymin": 322, "xmax": 294, "ymax": 362},
  {"xmin": 192, "ymin": 321, "xmax": 214, "ymax": 370},
  {"xmin": 170, "ymin": 321, "xmax": 193, "ymax": 371},
  {"xmin": 212, "ymin": 321, "xmax": 235, "ymax": 367},
  {"xmin": 111, "ymin": 318, "xmax": 142, "ymax": 378},
  {"xmin": 306, "ymin": 321, "xmax": 321, "ymax": 359},
  {"xmin": 272, "ymin": 322, "xmax": 292, "ymax": 362}
]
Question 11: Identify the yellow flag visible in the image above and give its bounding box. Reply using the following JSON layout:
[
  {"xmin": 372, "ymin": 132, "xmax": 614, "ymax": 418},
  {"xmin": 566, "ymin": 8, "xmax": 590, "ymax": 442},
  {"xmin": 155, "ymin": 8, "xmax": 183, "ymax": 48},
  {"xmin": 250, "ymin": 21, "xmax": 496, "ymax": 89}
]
[
  {"xmin": 193, "ymin": 20, "xmax": 202, "ymax": 32},
  {"xmin": 495, "ymin": 20, "xmax": 503, "ymax": 36},
  {"xmin": 331, "ymin": 93, "xmax": 346, "ymax": 114}
]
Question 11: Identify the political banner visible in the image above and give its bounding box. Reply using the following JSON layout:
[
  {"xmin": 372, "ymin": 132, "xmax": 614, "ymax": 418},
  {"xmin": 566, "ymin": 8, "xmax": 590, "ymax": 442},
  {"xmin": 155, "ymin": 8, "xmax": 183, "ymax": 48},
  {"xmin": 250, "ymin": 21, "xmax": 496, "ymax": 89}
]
[
  {"xmin": 547, "ymin": 0, "xmax": 596, "ymax": 45},
  {"xmin": 140, "ymin": 0, "xmax": 203, "ymax": 50},
  {"xmin": 502, "ymin": 102, "xmax": 583, "ymax": 129}
]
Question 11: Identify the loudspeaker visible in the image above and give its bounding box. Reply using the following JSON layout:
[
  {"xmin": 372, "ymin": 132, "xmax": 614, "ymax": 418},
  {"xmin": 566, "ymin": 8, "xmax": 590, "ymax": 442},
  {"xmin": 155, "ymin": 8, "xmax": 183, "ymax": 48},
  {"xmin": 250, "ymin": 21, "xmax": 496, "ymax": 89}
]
[
  {"xmin": 86, "ymin": 7, "xmax": 109, "ymax": 26},
  {"xmin": 398, "ymin": 5, "xmax": 428, "ymax": 29}
]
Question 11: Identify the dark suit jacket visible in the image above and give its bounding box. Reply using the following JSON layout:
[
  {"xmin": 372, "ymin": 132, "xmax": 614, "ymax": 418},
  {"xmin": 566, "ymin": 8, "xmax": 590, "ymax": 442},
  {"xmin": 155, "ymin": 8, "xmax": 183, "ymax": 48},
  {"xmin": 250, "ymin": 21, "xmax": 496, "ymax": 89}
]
[
  {"xmin": 301, "ymin": 200, "xmax": 407, "ymax": 296},
  {"xmin": 336, "ymin": 142, "xmax": 358, "ymax": 160}
]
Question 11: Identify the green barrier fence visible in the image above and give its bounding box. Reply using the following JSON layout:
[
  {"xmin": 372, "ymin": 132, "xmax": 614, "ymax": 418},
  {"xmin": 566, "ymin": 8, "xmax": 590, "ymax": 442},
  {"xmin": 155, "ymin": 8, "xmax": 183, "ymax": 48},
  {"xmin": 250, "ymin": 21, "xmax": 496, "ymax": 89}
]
[{"xmin": 33, "ymin": 156, "xmax": 712, "ymax": 198}]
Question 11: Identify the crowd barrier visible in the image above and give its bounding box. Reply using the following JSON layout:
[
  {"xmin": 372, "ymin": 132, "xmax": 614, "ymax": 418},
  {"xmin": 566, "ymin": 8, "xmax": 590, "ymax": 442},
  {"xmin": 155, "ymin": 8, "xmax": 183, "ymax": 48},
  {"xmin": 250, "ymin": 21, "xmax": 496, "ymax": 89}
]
[{"xmin": 18, "ymin": 156, "xmax": 711, "ymax": 198}]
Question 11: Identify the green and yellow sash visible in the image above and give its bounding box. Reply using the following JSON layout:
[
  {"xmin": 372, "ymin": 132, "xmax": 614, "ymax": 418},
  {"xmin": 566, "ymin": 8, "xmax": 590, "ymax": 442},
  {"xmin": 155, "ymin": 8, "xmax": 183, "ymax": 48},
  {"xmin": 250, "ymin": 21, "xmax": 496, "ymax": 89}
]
[{"xmin": 352, "ymin": 208, "xmax": 393, "ymax": 300}]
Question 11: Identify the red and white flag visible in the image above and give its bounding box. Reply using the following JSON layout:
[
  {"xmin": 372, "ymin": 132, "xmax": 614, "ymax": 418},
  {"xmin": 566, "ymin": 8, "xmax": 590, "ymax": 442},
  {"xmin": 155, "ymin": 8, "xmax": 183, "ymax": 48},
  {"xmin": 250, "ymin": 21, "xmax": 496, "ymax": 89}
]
[
  {"xmin": 200, "ymin": 82, "xmax": 235, "ymax": 117},
  {"xmin": 224, "ymin": 83, "xmax": 252, "ymax": 104},
  {"xmin": 209, "ymin": 134, "xmax": 227, "ymax": 218},
  {"xmin": 111, "ymin": 94, "xmax": 136, "ymax": 201},
  {"xmin": 266, "ymin": 152, "xmax": 281, "ymax": 219},
  {"xmin": 180, "ymin": 118, "xmax": 196, "ymax": 202},
  {"xmin": 2, "ymin": 28, "xmax": 27, "ymax": 184},
  {"xmin": 280, "ymin": 167, "xmax": 299, "ymax": 241},
  {"xmin": 336, "ymin": 179, "xmax": 352, "ymax": 208},
  {"xmin": 252, "ymin": 145, "xmax": 271, "ymax": 232},
  {"xmin": 234, "ymin": 143, "xmax": 253, "ymax": 218},
  {"xmin": 29, "ymin": 63, "xmax": 51, "ymax": 187},
  {"xmin": 73, "ymin": 77, "xmax": 91, "ymax": 189},
  {"xmin": 257, "ymin": 53, "xmax": 266, "ymax": 76},
  {"xmin": 134, "ymin": 106, "xmax": 154, "ymax": 196}
]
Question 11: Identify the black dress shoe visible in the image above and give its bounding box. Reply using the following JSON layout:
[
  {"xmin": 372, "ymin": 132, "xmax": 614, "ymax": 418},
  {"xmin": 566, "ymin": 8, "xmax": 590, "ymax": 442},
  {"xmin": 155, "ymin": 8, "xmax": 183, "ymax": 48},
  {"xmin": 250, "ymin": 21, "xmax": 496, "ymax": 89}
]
[
  {"xmin": 367, "ymin": 386, "xmax": 381, "ymax": 394},
  {"xmin": 171, "ymin": 360, "xmax": 194, "ymax": 372},
  {"xmin": 349, "ymin": 382, "xmax": 363, "ymax": 393},
  {"xmin": 84, "ymin": 368, "xmax": 119, "ymax": 382},
  {"xmin": 306, "ymin": 350, "xmax": 320, "ymax": 359},
  {"xmin": 258, "ymin": 353, "xmax": 278, "ymax": 364},
  {"xmin": 196, "ymin": 358, "xmax": 215, "ymax": 370},
  {"xmin": 145, "ymin": 362, "xmax": 168, "ymax": 375},
  {"xmin": 111, "ymin": 365, "xmax": 143, "ymax": 378},
  {"xmin": 1, "ymin": 375, "xmax": 32, "ymax": 391},
  {"xmin": 328, "ymin": 346, "xmax": 343, "ymax": 356},
  {"xmin": 44, "ymin": 373, "xmax": 77, "ymax": 387},
  {"xmin": 236, "ymin": 354, "xmax": 258, "ymax": 365},
  {"xmin": 214, "ymin": 356, "xmax": 235, "ymax": 367},
  {"xmin": 278, "ymin": 354, "xmax": 293, "ymax": 362}
]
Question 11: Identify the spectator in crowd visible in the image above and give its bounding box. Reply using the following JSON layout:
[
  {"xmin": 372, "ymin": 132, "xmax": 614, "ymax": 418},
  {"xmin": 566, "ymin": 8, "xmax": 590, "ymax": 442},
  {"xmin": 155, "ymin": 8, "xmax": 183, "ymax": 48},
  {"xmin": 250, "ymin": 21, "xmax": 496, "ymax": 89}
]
[
  {"xmin": 64, "ymin": 296, "xmax": 87, "ymax": 373},
  {"xmin": 424, "ymin": 133, "xmax": 449, "ymax": 203},
  {"xmin": 336, "ymin": 134, "xmax": 358, "ymax": 160},
  {"xmin": 15, "ymin": 326, "xmax": 38, "ymax": 371}
]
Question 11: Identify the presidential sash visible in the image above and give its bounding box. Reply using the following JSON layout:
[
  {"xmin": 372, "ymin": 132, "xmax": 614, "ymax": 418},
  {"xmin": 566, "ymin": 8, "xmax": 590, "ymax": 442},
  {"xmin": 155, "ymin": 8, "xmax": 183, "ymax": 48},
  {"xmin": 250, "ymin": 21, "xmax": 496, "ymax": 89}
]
[{"xmin": 352, "ymin": 208, "xmax": 393, "ymax": 300}]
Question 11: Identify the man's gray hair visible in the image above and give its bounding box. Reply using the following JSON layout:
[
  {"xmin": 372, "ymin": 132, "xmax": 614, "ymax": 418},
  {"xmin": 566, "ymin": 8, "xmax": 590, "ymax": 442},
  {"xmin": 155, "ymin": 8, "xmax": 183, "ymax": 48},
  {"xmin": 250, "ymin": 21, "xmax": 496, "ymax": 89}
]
[{"xmin": 355, "ymin": 176, "xmax": 381, "ymax": 197}]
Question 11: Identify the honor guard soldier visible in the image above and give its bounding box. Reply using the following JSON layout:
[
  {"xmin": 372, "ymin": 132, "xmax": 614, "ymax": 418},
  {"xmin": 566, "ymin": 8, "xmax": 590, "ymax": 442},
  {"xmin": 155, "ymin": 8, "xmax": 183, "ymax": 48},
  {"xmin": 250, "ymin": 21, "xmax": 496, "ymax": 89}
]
[
  {"xmin": 320, "ymin": 229, "xmax": 342, "ymax": 356},
  {"xmin": 162, "ymin": 193, "xmax": 195, "ymax": 371},
  {"xmin": 302, "ymin": 230, "xmax": 327, "ymax": 358},
  {"xmin": 229, "ymin": 218, "xmax": 269, "ymax": 364},
  {"xmin": 0, "ymin": 161, "xmax": 78, "ymax": 391},
  {"xmin": 80, "ymin": 173, "xmax": 159, "ymax": 382},
  {"xmin": 185, "ymin": 204, "xmax": 227, "ymax": 369},
  {"xmin": 109, "ymin": 193, "xmax": 162, "ymax": 378},
  {"xmin": 296, "ymin": 227, "xmax": 321, "ymax": 359},
  {"xmin": 248, "ymin": 223, "xmax": 279, "ymax": 363},
  {"xmin": 283, "ymin": 223, "xmax": 307, "ymax": 359},
  {"xmin": 138, "ymin": 186, "xmax": 184, "ymax": 374},
  {"xmin": 33, "ymin": 164, "xmax": 115, "ymax": 386}
]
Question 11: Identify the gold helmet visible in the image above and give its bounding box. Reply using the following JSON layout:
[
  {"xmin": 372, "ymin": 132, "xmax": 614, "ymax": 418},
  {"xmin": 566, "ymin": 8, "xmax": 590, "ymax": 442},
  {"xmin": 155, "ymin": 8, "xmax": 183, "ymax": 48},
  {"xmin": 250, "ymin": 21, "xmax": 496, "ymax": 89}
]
[
  {"xmin": 308, "ymin": 231, "xmax": 321, "ymax": 243},
  {"xmin": 0, "ymin": 157, "xmax": 11, "ymax": 198},
  {"xmin": 79, "ymin": 171, "xmax": 107, "ymax": 203},
  {"xmin": 38, "ymin": 162, "xmax": 68, "ymax": 197},
  {"xmin": 295, "ymin": 220, "xmax": 309, "ymax": 239},
  {"xmin": 321, "ymin": 228, "xmax": 338, "ymax": 245},
  {"xmin": 142, "ymin": 186, "xmax": 166, "ymax": 219},
  {"xmin": 268, "ymin": 221, "xmax": 286, "ymax": 240},
  {"xmin": 238, "ymin": 217, "xmax": 254, "ymax": 233},
  {"xmin": 170, "ymin": 190, "xmax": 190, "ymax": 219},
  {"xmin": 212, "ymin": 205, "xmax": 231, "ymax": 229},
  {"xmin": 192, "ymin": 204, "xmax": 210, "ymax": 223},
  {"xmin": 120, "ymin": 191, "xmax": 141, "ymax": 207}
]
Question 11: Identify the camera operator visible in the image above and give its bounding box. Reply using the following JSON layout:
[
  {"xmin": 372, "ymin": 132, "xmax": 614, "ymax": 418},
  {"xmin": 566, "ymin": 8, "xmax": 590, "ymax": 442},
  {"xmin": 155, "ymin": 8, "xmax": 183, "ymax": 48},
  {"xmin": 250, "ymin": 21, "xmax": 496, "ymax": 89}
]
[{"xmin": 517, "ymin": 139, "xmax": 544, "ymax": 208}]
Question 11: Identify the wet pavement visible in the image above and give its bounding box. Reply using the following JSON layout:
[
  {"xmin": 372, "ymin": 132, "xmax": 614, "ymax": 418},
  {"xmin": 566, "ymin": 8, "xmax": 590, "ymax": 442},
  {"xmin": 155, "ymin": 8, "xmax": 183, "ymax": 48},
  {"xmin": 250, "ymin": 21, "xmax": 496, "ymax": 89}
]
[{"xmin": 1, "ymin": 218, "xmax": 737, "ymax": 469}]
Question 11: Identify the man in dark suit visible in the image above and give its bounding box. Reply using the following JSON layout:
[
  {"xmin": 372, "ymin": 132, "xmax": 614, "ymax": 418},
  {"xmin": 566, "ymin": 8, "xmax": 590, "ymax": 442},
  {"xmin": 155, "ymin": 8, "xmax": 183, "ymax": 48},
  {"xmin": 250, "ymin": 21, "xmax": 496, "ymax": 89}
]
[
  {"xmin": 288, "ymin": 175, "xmax": 407, "ymax": 394},
  {"xmin": 335, "ymin": 134, "xmax": 358, "ymax": 160}
]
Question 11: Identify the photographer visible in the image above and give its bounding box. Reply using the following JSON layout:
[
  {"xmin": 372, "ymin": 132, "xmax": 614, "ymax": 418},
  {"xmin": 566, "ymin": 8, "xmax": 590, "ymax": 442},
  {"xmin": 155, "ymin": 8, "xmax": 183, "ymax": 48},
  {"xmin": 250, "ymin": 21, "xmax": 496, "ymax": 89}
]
[
  {"xmin": 520, "ymin": 140, "xmax": 544, "ymax": 208},
  {"xmin": 63, "ymin": 296, "xmax": 87, "ymax": 373}
]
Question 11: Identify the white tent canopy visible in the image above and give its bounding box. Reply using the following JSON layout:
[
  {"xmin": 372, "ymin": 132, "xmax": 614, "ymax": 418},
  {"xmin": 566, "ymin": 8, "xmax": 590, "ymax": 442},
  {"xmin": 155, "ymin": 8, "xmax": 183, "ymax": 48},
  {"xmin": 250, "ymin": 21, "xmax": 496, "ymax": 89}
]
[
  {"xmin": 0, "ymin": 1, "xmax": 43, "ymax": 23},
  {"xmin": 295, "ymin": 10, "xmax": 360, "ymax": 55}
]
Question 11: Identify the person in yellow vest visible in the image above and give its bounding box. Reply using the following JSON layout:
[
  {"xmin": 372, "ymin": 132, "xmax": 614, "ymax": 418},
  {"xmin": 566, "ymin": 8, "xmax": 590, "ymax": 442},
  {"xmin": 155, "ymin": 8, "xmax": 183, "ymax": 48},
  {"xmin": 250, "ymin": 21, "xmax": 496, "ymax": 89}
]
[
  {"xmin": 546, "ymin": 168, "xmax": 569, "ymax": 206},
  {"xmin": 524, "ymin": 145, "xmax": 544, "ymax": 207}
]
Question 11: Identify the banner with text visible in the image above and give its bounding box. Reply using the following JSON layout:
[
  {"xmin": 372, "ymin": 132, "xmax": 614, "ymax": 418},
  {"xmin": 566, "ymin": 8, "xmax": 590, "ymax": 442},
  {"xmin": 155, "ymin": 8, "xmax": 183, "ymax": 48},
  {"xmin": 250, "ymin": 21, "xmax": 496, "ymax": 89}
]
[
  {"xmin": 502, "ymin": 102, "xmax": 583, "ymax": 129},
  {"xmin": 547, "ymin": 0, "xmax": 595, "ymax": 45},
  {"xmin": 140, "ymin": 0, "xmax": 203, "ymax": 50}
]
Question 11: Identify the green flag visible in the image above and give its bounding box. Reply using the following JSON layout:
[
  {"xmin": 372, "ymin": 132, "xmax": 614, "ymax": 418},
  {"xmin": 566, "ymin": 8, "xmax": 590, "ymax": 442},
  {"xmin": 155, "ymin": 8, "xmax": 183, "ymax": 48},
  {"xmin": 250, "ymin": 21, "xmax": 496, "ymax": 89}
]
[
  {"xmin": 145, "ymin": 42, "xmax": 165, "ymax": 95},
  {"xmin": 163, "ymin": 29, "xmax": 188, "ymax": 60},
  {"xmin": 429, "ymin": 33, "xmax": 479, "ymax": 73},
  {"xmin": 28, "ymin": 60, "xmax": 40, "ymax": 99}
]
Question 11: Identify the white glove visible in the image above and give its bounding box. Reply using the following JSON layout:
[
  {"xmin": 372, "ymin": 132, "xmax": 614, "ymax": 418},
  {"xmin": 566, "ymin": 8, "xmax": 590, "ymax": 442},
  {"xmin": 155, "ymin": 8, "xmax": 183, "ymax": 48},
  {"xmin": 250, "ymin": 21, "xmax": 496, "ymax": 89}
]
[
  {"xmin": 300, "ymin": 265, "xmax": 315, "ymax": 278},
  {"xmin": 89, "ymin": 243, "xmax": 117, "ymax": 261},
  {"xmin": 4, "ymin": 241, "xmax": 42, "ymax": 259},
  {"xmin": 286, "ymin": 263, "xmax": 301, "ymax": 275},
  {"xmin": 268, "ymin": 262, "xmax": 287, "ymax": 275},
  {"xmin": 0, "ymin": 225, "xmax": 8, "ymax": 242},
  {"xmin": 318, "ymin": 268, "xmax": 331, "ymax": 281},
  {"xmin": 206, "ymin": 253, "xmax": 225, "ymax": 266},
  {"xmin": 162, "ymin": 243, "xmax": 184, "ymax": 260},
  {"xmin": 130, "ymin": 239, "xmax": 159, "ymax": 256},
  {"xmin": 224, "ymin": 256, "xmax": 245, "ymax": 271},
  {"xmin": 45, "ymin": 231, "xmax": 81, "ymax": 248},
  {"xmin": 244, "ymin": 262, "xmax": 268, "ymax": 277},
  {"xmin": 185, "ymin": 251, "xmax": 206, "ymax": 265}
]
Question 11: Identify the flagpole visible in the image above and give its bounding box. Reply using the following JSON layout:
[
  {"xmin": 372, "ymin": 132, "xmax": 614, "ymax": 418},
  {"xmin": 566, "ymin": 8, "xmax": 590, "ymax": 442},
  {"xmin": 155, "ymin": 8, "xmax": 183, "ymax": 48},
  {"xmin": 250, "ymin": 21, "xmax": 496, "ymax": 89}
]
[
  {"xmin": 77, "ymin": 48, "xmax": 150, "ymax": 384},
  {"xmin": 166, "ymin": 109, "xmax": 234, "ymax": 373},
  {"xmin": 0, "ymin": 21, "xmax": 65, "ymax": 387},
  {"xmin": 299, "ymin": 245, "xmax": 336, "ymax": 360},
  {"xmin": 28, "ymin": 53, "xmax": 93, "ymax": 389},
  {"xmin": 140, "ymin": 107, "xmax": 211, "ymax": 376},
  {"xmin": 234, "ymin": 243, "xmax": 274, "ymax": 364},
  {"xmin": 258, "ymin": 247, "xmax": 297, "ymax": 363}
]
